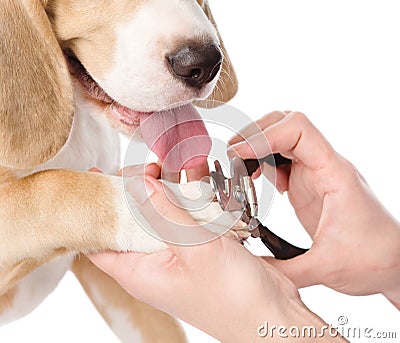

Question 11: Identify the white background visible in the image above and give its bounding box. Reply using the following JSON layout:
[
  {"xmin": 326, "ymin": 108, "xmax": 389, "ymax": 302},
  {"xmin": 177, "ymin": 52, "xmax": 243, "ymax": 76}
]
[{"xmin": 1, "ymin": 0, "xmax": 399, "ymax": 342}]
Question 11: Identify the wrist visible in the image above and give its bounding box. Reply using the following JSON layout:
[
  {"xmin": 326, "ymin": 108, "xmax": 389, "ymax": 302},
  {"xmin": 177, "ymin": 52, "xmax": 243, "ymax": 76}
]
[
  {"xmin": 382, "ymin": 240, "xmax": 400, "ymax": 308},
  {"xmin": 272, "ymin": 299, "xmax": 347, "ymax": 342},
  {"xmin": 382, "ymin": 220, "xmax": 400, "ymax": 308}
]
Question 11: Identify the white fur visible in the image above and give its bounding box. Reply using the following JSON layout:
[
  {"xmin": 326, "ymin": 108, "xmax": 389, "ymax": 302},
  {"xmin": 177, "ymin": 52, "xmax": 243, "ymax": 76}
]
[
  {"xmin": 96, "ymin": 0, "xmax": 219, "ymax": 112},
  {"xmin": 109, "ymin": 307, "xmax": 144, "ymax": 343},
  {"xmin": 0, "ymin": 254, "xmax": 74, "ymax": 325},
  {"xmin": 111, "ymin": 176, "xmax": 168, "ymax": 253},
  {"xmin": 90, "ymin": 285, "xmax": 144, "ymax": 343},
  {"xmin": 16, "ymin": 84, "xmax": 121, "ymax": 178}
]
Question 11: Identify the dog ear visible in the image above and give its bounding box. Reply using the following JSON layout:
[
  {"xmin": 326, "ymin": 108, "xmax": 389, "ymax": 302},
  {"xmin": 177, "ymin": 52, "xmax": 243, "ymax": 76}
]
[
  {"xmin": 194, "ymin": 0, "xmax": 238, "ymax": 108},
  {"xmin": 0, "ymin": 0, "xmax": 74, "ymax": 170}
]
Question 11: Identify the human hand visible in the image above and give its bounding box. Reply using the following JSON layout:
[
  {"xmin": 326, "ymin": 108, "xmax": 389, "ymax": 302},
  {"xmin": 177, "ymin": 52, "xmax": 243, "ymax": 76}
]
[
  {"xmin": 228, "ymin": 111, "xmax": 400, "ymax": 307},
  {"xmin": 88, "ymin": 171, "xmax": 338, "ymax": 342}
]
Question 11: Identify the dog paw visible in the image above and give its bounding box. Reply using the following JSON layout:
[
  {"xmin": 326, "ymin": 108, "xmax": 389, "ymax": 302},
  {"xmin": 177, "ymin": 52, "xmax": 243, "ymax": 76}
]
[
  {"xmin": 223, "ymin": 226, "xmax": 251, "ymax": 242},
  {"xmin": 167, "ymin": 181, "xmax": 248, "ymax": 242},
  {"xmin": 110, "ymin": 177, "xmax": 248, "ymax": 253}
]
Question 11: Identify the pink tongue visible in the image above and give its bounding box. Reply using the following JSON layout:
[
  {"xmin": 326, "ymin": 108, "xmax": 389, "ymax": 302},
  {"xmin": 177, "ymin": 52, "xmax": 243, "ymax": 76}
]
[{"xmin": 139, "ymin": 104, "xmax": 211, "ymax": 172}]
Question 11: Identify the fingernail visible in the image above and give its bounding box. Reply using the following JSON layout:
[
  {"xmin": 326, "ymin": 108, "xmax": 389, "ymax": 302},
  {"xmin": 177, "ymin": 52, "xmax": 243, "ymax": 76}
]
[
  {"xmin": 227, "ymin": 136, "xmax": 238, "ymax": 145},
  {"xmin": 227, "ymin": 143, "xmax": 243, "ymax": 157},
  {"xmin": 128, "ymin": 177, "xmax": 155, "ymax": 204}
]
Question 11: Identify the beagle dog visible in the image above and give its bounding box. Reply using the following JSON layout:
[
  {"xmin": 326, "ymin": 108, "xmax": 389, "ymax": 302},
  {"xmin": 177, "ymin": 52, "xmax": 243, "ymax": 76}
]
[{"xmin": 0, "ymin": 0, "xmax": 239, "ymax": 341}]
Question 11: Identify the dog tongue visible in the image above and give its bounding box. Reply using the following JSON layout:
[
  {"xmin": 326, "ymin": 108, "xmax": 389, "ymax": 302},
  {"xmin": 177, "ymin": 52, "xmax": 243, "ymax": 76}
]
[{"xmin": 139, "ymin": 104, "xmax": 211, "ymax": 172}]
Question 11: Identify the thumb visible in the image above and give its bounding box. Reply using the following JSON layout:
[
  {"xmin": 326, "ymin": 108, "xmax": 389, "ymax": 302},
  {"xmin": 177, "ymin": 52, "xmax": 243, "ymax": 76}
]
[
  {"xmin": 127, "ymin": 175, "xmax": 216, "ymax": 256},
  {"xmin": 263, "ymin": 250, "xmax": 323, "ymax": 288}
]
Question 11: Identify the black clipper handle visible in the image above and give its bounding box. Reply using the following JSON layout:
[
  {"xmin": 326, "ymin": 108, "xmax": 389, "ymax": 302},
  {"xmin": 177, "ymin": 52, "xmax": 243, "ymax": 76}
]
[
  {"xmin": 253, "ymin": 223, "xmax": 309, "ymax": 260},
  {"xmin": 244, "ymin": 154, "xmax": 305, "ymax": 259},
  {"xmin": 245, "ymin": 153, "xmax": 292, "ymax": 176}
]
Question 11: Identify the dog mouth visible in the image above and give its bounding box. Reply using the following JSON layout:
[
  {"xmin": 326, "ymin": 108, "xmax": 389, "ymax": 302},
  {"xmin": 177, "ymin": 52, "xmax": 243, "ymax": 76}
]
[
  {"xmin": 65, "ymin": 51, "xmax": 212, "ymax": 172},
  {"xmin": 65, "ymin": 52, "xmax": 151, "ymax": 127}
]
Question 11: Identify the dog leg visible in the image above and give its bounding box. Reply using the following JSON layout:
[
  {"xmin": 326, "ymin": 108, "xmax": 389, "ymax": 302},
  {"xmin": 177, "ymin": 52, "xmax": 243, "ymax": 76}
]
[
  {"xmin": 0, "ymin": 172, "xmax": 245, "ymax": 327},
  {"xmin": 0, "ymin": 254, "xmax": 74, "ymax": 325},
  {"xmin": 72, "ymin": 256, "xmax": 187, "ymax": 343},
  {"xmin": 0, "ymin": 169, "xmax": 166, "ymax": 296}
]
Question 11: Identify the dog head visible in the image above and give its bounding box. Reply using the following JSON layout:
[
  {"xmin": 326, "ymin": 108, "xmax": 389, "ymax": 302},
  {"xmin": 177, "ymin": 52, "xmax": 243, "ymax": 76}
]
[{"xmin": 0, "ymin": 0, "xmax": 237, "ymax": 170}]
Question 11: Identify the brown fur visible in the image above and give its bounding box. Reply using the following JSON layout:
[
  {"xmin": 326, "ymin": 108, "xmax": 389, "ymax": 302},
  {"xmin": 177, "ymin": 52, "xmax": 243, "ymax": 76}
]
[
  {"xmin": 0, "ymin": 0, "xmax": 236, "ymax": 172},
  {"xmin": 0, "ymin": 167, "xmax": 16, "ymax": 184},
  {"xmin": 0, "ymin": 170, "xmax": 117, "ymax": 291},
  {"xmin": 0, "ymin": 0, "xmax": 74, "ymax": 170},
  {"xmin": 0, "ymin": 288, "xmax": 16, "ymax": 318},
  {"xmin": 46, "ymin": 0, "xmax": 146, "ymax": 78},
  {"xmin": 195, "ymin": 0, "xmax": 238, "ymax": 107}
]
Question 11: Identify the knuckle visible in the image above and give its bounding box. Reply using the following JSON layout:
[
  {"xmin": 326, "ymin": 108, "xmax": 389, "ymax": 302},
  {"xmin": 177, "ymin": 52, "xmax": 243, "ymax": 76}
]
[
  {"xmin": 315, "ymin": 139, "xmax": 336, "ymax": 164},
  {"xmin": 289, "ymin": 111, "xmax": 309, "ymax": 123},
  {"xmin": 268, "ymin": 110, "xmax": 286, "ymax": 117}
]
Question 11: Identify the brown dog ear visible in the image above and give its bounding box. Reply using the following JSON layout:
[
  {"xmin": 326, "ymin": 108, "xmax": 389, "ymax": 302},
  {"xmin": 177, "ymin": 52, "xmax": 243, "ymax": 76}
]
[
  {"xmin": 194, "ymin": 0, "xmax": 238, "ymax": 108},
  {"xmin": 0, "ymin": 0, "xmax": 73, "ymax": 170}
]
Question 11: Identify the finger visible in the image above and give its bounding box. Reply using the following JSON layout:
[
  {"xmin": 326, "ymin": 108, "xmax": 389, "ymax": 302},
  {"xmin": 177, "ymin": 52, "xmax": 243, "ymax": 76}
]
[
  {"xmin": 145, "ymin": 163, "xmax": 162, "ymax": 178},
  {"xmin": 228, "ymin": 111, "xmax": 286, "ymax": 145},
  {"xmin": 127, "ymin": 175, "xmax": 216, "ymax": 259},
  {"xmin": 89, "ymin": 167, "xmax": 103, "ymax": 173},
  {"xmin": 260, "ymin": 163, "xmax": 290, "ymax": 194},
  {"xmin": 118, "ymin": 163, "xmax": 161, "ymax": 178},
  {"xmin": 186, "ymin": 161, "xmax": 209, "ymax": 182},
  {"xmin": 263, "ymin": 250, "xmax": 323, "ymax": 289},
  {"xmin": 228, "ymin": 112, "xmax": 334, "ymax": 170},
  {"xmin": 249, "ymin": 163, "xmax": 290, "ymax": 193},
  {"xmin": 274, "ymin": 164, "xmax": 291, "ymax": 193}
]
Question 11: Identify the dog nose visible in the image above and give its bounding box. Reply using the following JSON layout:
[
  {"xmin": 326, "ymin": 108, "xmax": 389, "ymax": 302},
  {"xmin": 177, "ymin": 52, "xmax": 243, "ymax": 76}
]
[{"xmin": 167, "ymin": 43, "xmax": 223, "ymax": 88}]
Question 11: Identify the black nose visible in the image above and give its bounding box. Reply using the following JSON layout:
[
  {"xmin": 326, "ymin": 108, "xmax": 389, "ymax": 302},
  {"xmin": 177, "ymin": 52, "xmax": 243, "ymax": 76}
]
[{"xmin": 166, "ymin": 43, "xmax": 223, "ymax": 88}]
